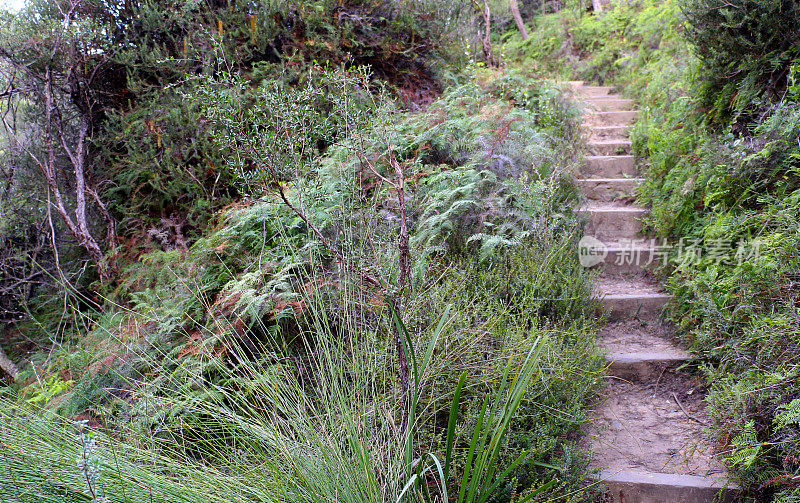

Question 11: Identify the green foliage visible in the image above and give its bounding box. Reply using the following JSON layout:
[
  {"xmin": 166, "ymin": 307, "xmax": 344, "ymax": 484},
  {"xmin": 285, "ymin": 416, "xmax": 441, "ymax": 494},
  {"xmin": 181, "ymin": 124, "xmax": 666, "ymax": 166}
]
[
  {"xmin": 505, "ymin": 0, "xmax": 684, "ymax": 86},
  {"xmin": 681, "ymin": 0, "xmax": 800, "ymax": 125},
  {"xmin": 0, "ymin": 1, "xmax": 609, "ymax": 499},
  {"xmin": 196, "ymin": 66, "xmax": 378, "ymax": 187},
  {"xmin": 1, "ymin": 275, "xmax": 602, "ymax": 501},
  {"xmin": 317, "ymin": 71, "xmax": 582, "ymax": 272},
  {"xmin": 1, "ymin": 0, "xmax": 476, "ymax": 319},
  {"xmin": 1, "ymin": 54, "xmax": 602, "ymax": 502},
  {"xmin": 100, "ymin": 89, "xmax": 236, "ymax": 239},
  {"xmin": 25, "ymin": 374, "xmax": 74, "ymax": 405}
]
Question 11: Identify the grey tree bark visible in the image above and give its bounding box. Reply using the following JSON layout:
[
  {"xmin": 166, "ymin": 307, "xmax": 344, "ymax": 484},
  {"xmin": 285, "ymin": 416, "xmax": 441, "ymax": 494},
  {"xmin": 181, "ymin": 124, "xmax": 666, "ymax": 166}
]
[
  {"xmin": 509, "ymin": 0, "xmax": 529, "ymax": 40},
  {"xmin": 0, "ymin": 345, "xmax": 19, "ymax": 381},
  {"xmin": 592, "ymin": 0, "xmax": 603, "ymax": 12},
  {"xmin": 476, "ymin": 0, "xmax": 498, "ymax": 67}
]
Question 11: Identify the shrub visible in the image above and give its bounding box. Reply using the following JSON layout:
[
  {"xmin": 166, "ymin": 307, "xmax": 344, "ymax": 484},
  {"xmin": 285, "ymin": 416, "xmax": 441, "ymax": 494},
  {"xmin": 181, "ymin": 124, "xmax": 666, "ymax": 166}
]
[{"xmin": 681, "ymin": 0, "xmax": 800, "ymax": 125}]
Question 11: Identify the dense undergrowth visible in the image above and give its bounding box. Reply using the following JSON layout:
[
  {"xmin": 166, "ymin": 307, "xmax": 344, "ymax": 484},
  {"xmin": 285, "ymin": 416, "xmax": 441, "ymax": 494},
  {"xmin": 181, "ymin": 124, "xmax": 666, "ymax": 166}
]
[
  {"xmin": 0, "ymin": 47, "xmax": 605, "ymax": 501},
  {"xmin": 509, "ymin": 1, "xmax": 800, "ymax": 500}
]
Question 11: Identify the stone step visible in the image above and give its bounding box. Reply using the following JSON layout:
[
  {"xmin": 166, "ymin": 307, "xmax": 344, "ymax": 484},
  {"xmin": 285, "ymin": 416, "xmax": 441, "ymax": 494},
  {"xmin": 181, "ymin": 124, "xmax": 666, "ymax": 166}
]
[
  {"xmin": 597, "ymin": 320, "xmax": 685, "ymax": 355},
  {"xmin": 574, "ymin": 86, "xmax": 616, "ymax": 98},
  {"xmin": 599, "ymin": 291, "xmax": 671, "ymax": 322},
  {"xmin": 599, "ymin": 470, "xmax": 737, "ymax": 503},
  {"xmin": 593, "ymin": 276, "xmax": 670, "ymax": 321},
  {"xmin": 589, "ymin": 125, "xmax": 631, "ymax": 140},
  {"xmin": 577, "ymin": 202, "xmax": 646, "ymax": 241},
  {"xmin": 581, "ymin": 156, "xmax": 638, "ymax": 178},
  {"xmin": 579, "ymin": 240, "xmax": 657, "ymax": 274},
  {"xmin": 583, "ymin": 97, "xmax": 637, "ymax": 112},
  {"xmin": 606, "ymin": 352, "xmax": 690, "ymax": 381},
  {"xmin": 583, "ymin": 373, "xmax": 725, "ymax": 478},
  {"xmin": 588, "ymin": 139, "xmax": 633, "ymax": 156},
  {"xmin": 576, "ymin": 178, "xmax": 642, "ymax": 202},
  {"xmin": 584, "ymin": 110, "xmax": 639, "ymax": 127}
]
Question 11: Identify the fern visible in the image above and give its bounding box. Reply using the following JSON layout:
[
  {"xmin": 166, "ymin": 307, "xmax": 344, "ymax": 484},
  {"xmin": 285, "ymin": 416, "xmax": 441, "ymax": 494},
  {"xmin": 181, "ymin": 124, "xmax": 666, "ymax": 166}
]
[
  {"xmin": 729, "ymin": 420, "xmax": 761, "ymax": 468},
  {"xmin": 776, "ymin": 399, "xmax": 800, "ymax": 431}
]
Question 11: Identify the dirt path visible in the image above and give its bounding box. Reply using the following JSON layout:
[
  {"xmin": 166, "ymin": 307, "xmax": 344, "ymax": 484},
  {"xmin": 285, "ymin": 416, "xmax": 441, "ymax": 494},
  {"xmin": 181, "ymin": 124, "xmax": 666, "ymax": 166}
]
[{"xmin": 569, "ymin": 82, "xmax": 737, "ymax": 503}]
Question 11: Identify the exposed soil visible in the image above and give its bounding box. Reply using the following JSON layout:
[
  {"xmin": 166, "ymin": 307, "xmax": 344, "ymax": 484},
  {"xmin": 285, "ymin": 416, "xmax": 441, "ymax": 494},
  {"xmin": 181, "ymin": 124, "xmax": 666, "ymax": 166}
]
[
  {"xmin": 583, "ymin": 373, "xmax": 726, "ymax": 476},
  {"xmin": 597, "ymin": 321, "xmax": 688, "ymax": 356}
]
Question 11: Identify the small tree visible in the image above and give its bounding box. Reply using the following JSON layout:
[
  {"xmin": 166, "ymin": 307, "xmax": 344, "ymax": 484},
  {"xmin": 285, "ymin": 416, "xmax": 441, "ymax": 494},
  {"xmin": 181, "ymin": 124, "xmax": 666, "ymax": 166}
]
[
  {"xmin": 475, "ymin": 1, "xmax": 499, "ymax": 67},
  {"xmin": 0, "ymin": 0, "xmax": 118, "ymax": 280}
]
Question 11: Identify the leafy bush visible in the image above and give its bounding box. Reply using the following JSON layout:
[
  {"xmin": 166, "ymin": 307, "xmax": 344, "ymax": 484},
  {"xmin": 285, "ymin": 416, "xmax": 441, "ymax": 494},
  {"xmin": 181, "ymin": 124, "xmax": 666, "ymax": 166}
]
[{"xmin": 681, "ymin": 0, "xmax": 800, "ymax": 125}]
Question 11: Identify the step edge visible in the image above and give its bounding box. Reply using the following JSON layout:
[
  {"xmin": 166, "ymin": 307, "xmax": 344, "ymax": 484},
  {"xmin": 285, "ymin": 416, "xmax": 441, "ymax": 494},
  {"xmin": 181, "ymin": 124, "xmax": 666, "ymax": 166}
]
[
  {"xmin": 600, "ymin": 246, "xmax": 662, "ymax": 253},
  {"xmin": 597, "ymin": 469, "xmax": 738, "ymax": 490},
  {"xmin": 595, "ymin": 293, "xmax": 672, "ymax": 300},
  {"xmin": 583, "ymin": 97, "xmax": 635, "ymax": 102},
  {"xmin": 576, "ymin": 208, "xmax": 648, "ymax": 214},
  {"xmin": 588, "ymin": 110, "xmax": 641, "ymax": 115},
  {"xmin": 606, "ymin": 352, "xmax": 690, "ymax": 363},
  {"xmin": 585, "ymin": 155, "xmax": 636, "ymax": 160},
  {"xmin": 588, "ymin": 140, "xmax": 633, "ymax": 145},
  {"xmin": 576, "ymin": 178, "xmax": 645, "ymax": 183}
]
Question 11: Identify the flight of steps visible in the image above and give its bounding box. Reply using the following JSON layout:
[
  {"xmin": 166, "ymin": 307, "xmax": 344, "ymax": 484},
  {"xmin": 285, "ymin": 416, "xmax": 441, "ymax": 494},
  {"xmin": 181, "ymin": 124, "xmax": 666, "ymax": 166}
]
[{"xmin": 568, "ymin": 81, "xmax": 738, "ymax": 503}]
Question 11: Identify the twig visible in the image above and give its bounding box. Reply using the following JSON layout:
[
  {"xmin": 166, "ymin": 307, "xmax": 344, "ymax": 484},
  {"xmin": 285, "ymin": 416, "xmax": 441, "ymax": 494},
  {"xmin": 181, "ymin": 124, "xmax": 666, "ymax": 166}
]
[{"xmin": 672, "ymin": 392, "xmax": 707, "ymax": 425}]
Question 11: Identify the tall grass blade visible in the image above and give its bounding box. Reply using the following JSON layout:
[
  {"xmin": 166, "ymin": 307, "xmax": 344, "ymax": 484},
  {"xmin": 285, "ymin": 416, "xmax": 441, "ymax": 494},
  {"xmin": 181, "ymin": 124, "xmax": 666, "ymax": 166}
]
[{"xmin": 444, "ymin": 371, "xmax": 467, "ymax": 482}]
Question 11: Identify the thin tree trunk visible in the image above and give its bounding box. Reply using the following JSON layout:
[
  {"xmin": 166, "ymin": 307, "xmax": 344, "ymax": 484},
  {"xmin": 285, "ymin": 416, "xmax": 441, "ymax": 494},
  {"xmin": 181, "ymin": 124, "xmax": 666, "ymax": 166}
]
[
  {"xmin": 509, "ymin": 0, "xmax": 529, "ymax": 40},
  {"xmin": 0, "ymin": 345, "xmax": 19, "ymax": 381},
  {"xmin": 476, "ymin": 0, "xmax": 498, "ymax": 67},
  {"xmin": 42, "ymin": 70, "xmax": 109, "ymax": 280},
  {"xmin": 592, "ymin": 0, "xmax": 603, "ymax": 13},
  {"xmin": 390, "ymin": 152, "xmax": 411, "ymax": 300},
  {"xmin": 389, "ymin": 151, "xmax": 411, "ymax": 433}
]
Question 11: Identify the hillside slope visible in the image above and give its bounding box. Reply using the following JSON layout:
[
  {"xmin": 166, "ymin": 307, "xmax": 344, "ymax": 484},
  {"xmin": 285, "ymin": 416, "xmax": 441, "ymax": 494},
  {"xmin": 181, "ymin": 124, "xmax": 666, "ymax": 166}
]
[{"xmin": 0, "ymin": 2, "xmax": 607, "ymax": 502}]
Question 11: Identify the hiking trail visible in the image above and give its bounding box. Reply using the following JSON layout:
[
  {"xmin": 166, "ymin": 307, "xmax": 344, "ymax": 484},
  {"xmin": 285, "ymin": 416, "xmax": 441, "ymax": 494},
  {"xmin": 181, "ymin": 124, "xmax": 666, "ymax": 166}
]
[{"xmin": 570, "ymin": 81, "xmax": 738, "ymax": 503}]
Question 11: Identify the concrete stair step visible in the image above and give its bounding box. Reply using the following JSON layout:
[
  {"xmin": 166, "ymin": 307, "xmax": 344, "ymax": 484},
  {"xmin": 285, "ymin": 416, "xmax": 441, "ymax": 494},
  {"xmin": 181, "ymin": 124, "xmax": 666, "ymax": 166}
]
[
  {"xmin": 598, "ymin": 470, "xmax": 737, "ymax": 503},
  {"xmin": 606, "ymin": 352, "xmax": 690, "ymax": 381},
  {"xmin": 583, "ymin": 374, "xmax": 725, "ymax": 480},
  {"xmin": 597, "ymin": 320, "xmax": 686, "ymax": 355},
  {"xmin": 593, "ymin": 276, "xmax": 669, "ymax": 321},
  {"xmin": 588, "ymin": 140, "xmax": 633, "ymax": 156},
  {"xmin": 574, "ymin": 85, "xmax": 616, "ymax": 97},
  {"xmin": 584, "ymin": 110, "xmax": 639, "ymax": 126},
  {"xmin": 598, "ymin": 291, "xmax": 671, "ymax": 322},
  {"xmin": 576, "ymin": 178, "xmax": 642, "ymax": 202},
  {"xmin": 577, "ymin": 202, "xmax": 646, "ymax": 241},
  {"xmin": 579, "ymin": 239, "xmax": 661, "ymax": 274},
  {"xmin": 582, "ymin": 155, "xmax": 638, "ymax": 178},
  {"xmin": 589, "ymin": 125, "xmax": 631, "ymax": 140},
  {"xmin": 583, "ymin": 97, "xmax": 637, "ymax": 112}
]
